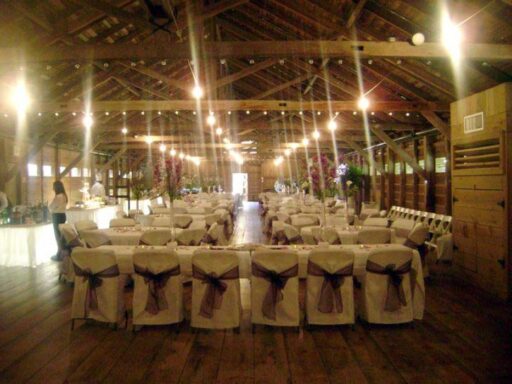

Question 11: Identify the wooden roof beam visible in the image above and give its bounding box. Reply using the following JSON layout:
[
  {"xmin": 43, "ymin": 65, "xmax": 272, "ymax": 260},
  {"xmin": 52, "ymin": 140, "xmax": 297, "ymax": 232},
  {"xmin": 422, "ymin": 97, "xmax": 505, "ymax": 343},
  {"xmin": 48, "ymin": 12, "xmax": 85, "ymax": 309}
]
[
  {"xmin": 3, "ymin": 41, "xmax": 511, "ymax": 63},
  {"xmin": 24, "ymin": 99, "xmax": 448, "ymax": 113}
]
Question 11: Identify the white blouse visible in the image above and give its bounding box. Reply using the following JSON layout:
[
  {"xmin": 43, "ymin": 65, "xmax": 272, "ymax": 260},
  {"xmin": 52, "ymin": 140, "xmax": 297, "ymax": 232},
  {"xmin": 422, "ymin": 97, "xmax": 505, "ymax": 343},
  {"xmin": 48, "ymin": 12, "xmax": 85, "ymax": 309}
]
[{"xmin": 49, "ymin": 194, "xmax": 68, "ymax": 214}]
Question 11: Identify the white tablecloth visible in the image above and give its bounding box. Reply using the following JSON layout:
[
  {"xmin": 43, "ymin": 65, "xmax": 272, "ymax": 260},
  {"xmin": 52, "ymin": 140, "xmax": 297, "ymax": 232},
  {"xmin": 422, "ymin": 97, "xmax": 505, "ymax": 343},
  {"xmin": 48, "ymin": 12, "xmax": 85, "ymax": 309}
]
[
  {"xmin": 0, "ymin": 223, "xmax": 57, "ymax": 267},
  {"xmin": 66, "ymin": 206, "xmax": 120, "ymax": 229},
  {"xmin": 89, "ymin": 227, "xmax": 184, "ymax": 245},
  {"xmin": 97, "ymin": 243, "xmax": 424, "ymax": 319},
  {"xmin": 300, "ymin": 226, "xmax": 396, "ymax": 244}
]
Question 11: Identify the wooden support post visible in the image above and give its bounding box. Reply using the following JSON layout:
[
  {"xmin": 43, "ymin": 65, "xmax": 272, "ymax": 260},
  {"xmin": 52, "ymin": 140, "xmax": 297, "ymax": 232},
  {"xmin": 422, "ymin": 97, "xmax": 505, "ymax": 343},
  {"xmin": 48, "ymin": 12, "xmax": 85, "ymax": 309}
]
[
  {"xmin": 379, "ymin": 150, "xmax": 386, "ymax": 210},
  {"xmin": 423, "ymin": 135, "xmax": 436, "ymax": 212},
  {"xmin": 412, "ymin": 140, "xmax": 419, "ymax": 209},
  {"xmin": 444, "ymin": 138, "xmax": 452, "ymax": 215},
  {"xmin": 400, "ymin": 144, "xmax": 406, "ymax": 207},
  {"xmin": 386, "ymin": 147, "xmax": 395, "ymax": 209}
]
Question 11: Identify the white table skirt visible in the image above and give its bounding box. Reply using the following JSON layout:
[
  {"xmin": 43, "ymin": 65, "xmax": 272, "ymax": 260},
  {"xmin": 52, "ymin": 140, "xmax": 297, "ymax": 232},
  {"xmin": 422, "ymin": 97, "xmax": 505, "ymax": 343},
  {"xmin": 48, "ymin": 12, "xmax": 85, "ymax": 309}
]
[
  {"xmin": 97, "ymin": 243, "xmax": 425, "ymax": 319},
  {"xmin": 66, "ymin": 206, "xmax": 120, "ymax": 229},
  {"xmin": 0, "ymin": 223, "xmax": 57, "ymax": 267}
]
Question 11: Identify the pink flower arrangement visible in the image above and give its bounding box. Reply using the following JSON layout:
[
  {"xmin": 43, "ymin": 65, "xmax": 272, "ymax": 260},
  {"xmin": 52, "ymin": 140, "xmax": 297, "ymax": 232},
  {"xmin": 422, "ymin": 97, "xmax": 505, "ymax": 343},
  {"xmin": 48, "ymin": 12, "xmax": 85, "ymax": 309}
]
[
  {"xmin": 307, "ymin": 154, "xmax": 337, "ymax": 200},
  {"xmin": 153, "ymin": 157, "xmax": 183, "ymax": 202}
]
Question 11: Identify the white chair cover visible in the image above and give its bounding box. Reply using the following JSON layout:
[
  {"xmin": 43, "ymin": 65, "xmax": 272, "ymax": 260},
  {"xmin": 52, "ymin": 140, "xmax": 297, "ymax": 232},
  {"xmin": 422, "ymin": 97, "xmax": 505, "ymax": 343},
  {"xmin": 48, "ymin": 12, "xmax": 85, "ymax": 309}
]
[
  {"xmin": 71, "ymin": 248, "xmax": 125, "ymax": 325},
  {"xmin": 152, "ymin": 217, "xmax": 173, "ymax": 227},
  {"xmin": 357, "ymin": 228, "xmax": 392, "ymax": 244},
  {"xmin": 407, "ymin": 223, "xmax": 429, "ymax": 246},
  {"xmin": 307, "ymin": 249, "xmax": 355, "ymax": 325},
  {"xmin": 139, "ymin": 229, "xmax": 173, "ymax": 246},
  {"xmin": 202, "ymin": 222, "xmax": 228, "ymax": 245},
  {"xmin": 176, "ymin": 228, "xmax": 207, "ymax": 246},
  {"xmin": 173, "ymin": 215, "xmax": 193, "ymax": 229},
  {"xmin": 132, "ymin": 249, "xmax": 183, "ymax": 326},
  {"xmin": 324, "ymin": 215, "xmax": 348, "ymax": 227},
  {"xmin": 191, "ymin": 250, "xmax": 240, "ymax": 329},
  {"xmin": 81, "ymin": 230, "xmax": 112, "ymax": 248},
  {"xmin": 363, "ymin": 217, "xmax": 389, "ymax": 228},
  {"xmin": 251, "ymin": 250, "xmax": 299, "ymax": 327},
  {"xmin": 74, "ymin": 220, "xmax": 98, "ymax": 236},
  {"xmin": 320, "ymin": 226, "xmax": 341, "ymax": 244},
  {"xmin": 58, "ymin": 223, "xmax": 83, "ymax": 282},
  {"xmin": 204, "ymin": 214, "xmax": 220, "ymax": 228},
  {"xmin": 391, "ymin": 218, "xmax": 416, "ymax": 241},
  {"xmin": 359, "ymin": 248, "xmax": 414, "ymax": 324},
  {"xmin": 151, "ymin": 207, "xmax": 170, "ymax": 215},
  {"xmin": 109, "ymin": 218, "xmax": 136, "ymax": 228}
]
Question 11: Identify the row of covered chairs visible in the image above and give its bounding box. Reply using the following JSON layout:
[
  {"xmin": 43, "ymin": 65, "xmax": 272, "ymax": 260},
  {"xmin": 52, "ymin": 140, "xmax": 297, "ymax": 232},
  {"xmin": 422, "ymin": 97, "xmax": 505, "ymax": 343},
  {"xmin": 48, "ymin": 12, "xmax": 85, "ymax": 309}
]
[
  {"xmin": 70, "ymin": 247, "xmax": 417, "ymax": 330},
  {"xmin": 388, "ymin": 206, "xmax": 452, "ymax": 235}
]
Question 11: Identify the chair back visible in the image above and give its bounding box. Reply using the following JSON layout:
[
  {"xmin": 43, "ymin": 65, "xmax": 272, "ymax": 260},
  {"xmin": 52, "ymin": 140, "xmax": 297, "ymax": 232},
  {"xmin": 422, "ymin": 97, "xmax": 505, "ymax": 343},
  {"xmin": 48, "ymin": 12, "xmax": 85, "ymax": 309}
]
[
  {"xmin": 139, "ymin": 229, "xmax": 173, "ymax": 246},
  {"xmin": 251, "ymin": 250, "xmax": 299, "ymax": 326},
  {"xmin": 357, "ymin": 228, "xmax": 392, "ymax": 244},
  {"xmin": 391, "ymin": 218, "xmax": 416, "ymax": 238},
  {"xmin": 191, "ymin": 250, "xmax": 240, "ymax": 329},
  {"xmin": 360, "ymin": 247, "xmax": 414, "ymax": 324},
  {"xmin": 407, "ymin": 223, "xmax": 429, "ymax": 246},
  {"xmin": 363, "ymin": 217, "xmax": 388, "ymax": 228},
  {"xmin": 71, "ymin": 248, "xmax": 123, "ymax": 324},
  {"xmin": 109, "ymin": 218, "xmax": 136, "ymax": 228},
  {"xmin": 174, "ymin": 214, "xmax": 193, "ymax": 229},
  {"xmin": 307, "ymin": 249, "xmax": 355, "ymax": 324},
  {"xmin": 176, "ymin": 228, "xmax": 207, "ymax": 246},
  {"xmin": 74, "ymin": 220, "xmax": 98, "ymax": 236},
  {"xmin": 81, "ymin": 230, "xmax": 112, "ymax": 248},
  {"xmin": 132, "ymin": 249, "xmax": 183, "ymax": 325}
]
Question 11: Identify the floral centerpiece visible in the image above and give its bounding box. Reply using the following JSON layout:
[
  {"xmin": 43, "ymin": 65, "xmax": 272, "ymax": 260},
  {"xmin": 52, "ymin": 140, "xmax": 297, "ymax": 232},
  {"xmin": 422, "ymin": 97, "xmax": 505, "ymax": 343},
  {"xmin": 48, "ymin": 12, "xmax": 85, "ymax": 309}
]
[
  {"xmin": 131, "ymin": 171, "xmax": 149, "ymax": 212},
  {"xmin": 153, "ymin": 156, "xmax": 183, "ymax": 241},
  {"xmin": 336, "ymin": 160, "xmax": 364, "ymax": 214},
  {"xmin": 305, "ymin": 154, "xmax": 337, "ymax": 225}
]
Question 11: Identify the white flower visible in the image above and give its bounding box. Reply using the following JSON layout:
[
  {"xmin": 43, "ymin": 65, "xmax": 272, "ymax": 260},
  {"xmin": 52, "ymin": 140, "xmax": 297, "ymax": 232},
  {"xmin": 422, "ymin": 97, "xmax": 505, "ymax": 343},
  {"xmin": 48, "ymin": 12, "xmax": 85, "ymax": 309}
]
[{"xmin": 346, "ymin": 180, "xmax": 353, "ymax": 186}]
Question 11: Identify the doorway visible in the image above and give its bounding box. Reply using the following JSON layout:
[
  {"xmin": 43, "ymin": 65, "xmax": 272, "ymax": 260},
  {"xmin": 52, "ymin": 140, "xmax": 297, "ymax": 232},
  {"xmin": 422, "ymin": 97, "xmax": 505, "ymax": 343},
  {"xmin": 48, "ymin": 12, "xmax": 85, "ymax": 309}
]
[{"xmin": 232, "ymin": 172, "xmax": 248, "ymax": 201}]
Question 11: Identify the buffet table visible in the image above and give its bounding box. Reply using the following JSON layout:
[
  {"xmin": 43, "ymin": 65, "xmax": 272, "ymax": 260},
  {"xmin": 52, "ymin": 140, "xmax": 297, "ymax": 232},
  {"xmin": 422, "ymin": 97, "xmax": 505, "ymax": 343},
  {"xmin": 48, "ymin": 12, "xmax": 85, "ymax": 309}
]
[
  {"xmin": 0, "ymin": 223, "xmax": 57, "ymax": 267},
  {"xmin": 66, "ymin": 205, "xmax": 120, "ymax": 229}
]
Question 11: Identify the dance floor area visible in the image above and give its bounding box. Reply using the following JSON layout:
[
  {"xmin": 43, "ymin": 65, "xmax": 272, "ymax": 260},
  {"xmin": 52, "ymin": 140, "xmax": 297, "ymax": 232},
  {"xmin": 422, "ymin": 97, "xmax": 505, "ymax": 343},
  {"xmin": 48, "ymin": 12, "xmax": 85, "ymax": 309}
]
[{"xmin": 0, "ymin": 203, "xmax": 511, "ymax": 384}]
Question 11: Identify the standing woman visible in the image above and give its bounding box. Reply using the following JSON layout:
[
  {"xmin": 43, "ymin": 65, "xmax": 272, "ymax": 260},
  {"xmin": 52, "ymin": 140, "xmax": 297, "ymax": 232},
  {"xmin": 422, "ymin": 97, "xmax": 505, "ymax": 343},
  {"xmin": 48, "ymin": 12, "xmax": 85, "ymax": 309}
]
[{"xmin": 49, "ymin": 180, "xmax": 68, "ymax": 261}]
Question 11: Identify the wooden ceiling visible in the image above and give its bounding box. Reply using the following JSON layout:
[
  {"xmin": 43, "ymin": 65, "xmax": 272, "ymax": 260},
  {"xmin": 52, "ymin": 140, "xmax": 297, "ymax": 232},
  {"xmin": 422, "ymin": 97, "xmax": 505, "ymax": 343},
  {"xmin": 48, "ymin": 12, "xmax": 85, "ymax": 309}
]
[{"xmin": 0, "ymin": 0, "xmax": 512, "ymax": 162}]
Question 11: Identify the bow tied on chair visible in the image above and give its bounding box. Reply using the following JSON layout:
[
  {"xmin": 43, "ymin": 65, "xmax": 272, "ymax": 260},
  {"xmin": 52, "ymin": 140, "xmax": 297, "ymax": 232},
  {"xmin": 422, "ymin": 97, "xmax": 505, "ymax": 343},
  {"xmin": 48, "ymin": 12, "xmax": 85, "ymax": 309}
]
[
  {"xmin": 366, "ymin": 260, "xmax": 412, "ymax": 312},
  {"xmin": 252, "ymin": 262, "xmax": 298, "ymax": 320},
  {"xmin": 192, "ymin": 265, "xmax": 239, "ymax": 318},
  {"xmin": 134, "ymin": 264, "xmax": 181, "ymax": 315},
  {"xmin": 73, "ymin": 264, "xmax": 120, "ymax": 316},
  {"xmin": 307, "ymin": 262, "xmax": 353, "ymax": 313}
]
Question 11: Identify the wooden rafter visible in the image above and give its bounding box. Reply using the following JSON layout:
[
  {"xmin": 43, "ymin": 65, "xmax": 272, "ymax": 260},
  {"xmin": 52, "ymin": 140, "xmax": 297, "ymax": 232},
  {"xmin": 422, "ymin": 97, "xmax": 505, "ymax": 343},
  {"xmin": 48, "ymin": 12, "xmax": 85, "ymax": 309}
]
[{"xmin": 2, "ymin": 41, "xmax": 511, "ymax": 63}]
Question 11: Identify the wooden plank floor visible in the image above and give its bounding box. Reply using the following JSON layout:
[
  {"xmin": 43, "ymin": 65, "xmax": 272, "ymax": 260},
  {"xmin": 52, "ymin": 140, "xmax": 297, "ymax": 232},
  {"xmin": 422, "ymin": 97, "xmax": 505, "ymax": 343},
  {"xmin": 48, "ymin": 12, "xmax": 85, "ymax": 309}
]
[{"xmin": 0, "ymin": 202, "xmax": 511, "ymax": 383}]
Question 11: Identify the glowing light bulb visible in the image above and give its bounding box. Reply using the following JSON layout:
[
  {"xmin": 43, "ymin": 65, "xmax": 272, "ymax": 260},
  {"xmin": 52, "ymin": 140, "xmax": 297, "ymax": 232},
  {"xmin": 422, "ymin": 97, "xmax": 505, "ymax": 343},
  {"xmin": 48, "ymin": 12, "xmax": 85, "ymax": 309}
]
[
  {"xmin": 82, "ymin": 114, "xmax": 93, "ymax": 129},
  {"xmin": 10, "ymin": 80, "xmax": 30, "ymax": 112},
  {"xmin": 144, "ymin": 136, "xmax": 154, "ymax": 144},
  {"xmin": 170, "ymin": 148, "xmax": 176, "ymax": 156},
  {"xmin": 441, "ymin": 9, "xmax": 463, "ymax": 62},
  {"xmin": 327, "ymin": 120, "xmax": 338, "ymax": 131},
  {"xmin": 121, "ymin": 127, "xmax": 128, "ymax": 134},
  {"xmin": 159, "ymin": 143, "xmax": 166, "ymax": 152},
  {"xmin": 192, "ymin": 85, "xmax": 204, "ymax": 99},
  {"xmin": 206, "ymin": 115, "xmax": 216, "ymax": 126},
  {"xmin": 179, "ymin": 152, "xmax": 185, "ymax": 159},
  {"xmin": 357, "ymin": 96, "xmax": 370, "ymax": 110},
  {"xmin": 284, "ymin": 149, "xmax": 291, "ymax": 157},
  {"xmin": 215, "ymin": 127, "xmax": 223, "ymax": 136},
  {"xmin": 291, "ymin": 143, "xmax": 299, "ymax": 151},
  {"xmin": 302, "ymin": 138, "xmax": 309, "ymax": 146},
  {"xmin": 312, "ymin": 130, "xmax": 320, "ymax": 140}
]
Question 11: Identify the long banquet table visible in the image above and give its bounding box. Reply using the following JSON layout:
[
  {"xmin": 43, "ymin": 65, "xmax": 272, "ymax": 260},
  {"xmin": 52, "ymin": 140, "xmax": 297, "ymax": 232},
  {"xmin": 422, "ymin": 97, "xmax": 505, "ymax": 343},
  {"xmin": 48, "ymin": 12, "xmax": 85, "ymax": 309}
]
[
  {"xmin": 84, "ymin": 227, "xmax": 185, "ymax": 245},
  {"xmin": 97, "ymin": 243, "xmax": 425, "ymax": 319}
]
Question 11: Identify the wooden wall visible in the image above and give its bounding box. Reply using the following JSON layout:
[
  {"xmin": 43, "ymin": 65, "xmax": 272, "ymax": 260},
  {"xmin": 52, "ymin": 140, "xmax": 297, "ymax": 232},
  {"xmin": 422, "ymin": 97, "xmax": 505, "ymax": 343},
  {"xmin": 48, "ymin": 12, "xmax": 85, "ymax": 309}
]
[{"xmin": 346, "ymin": 133, "xmax": 451, "ymax": 214}]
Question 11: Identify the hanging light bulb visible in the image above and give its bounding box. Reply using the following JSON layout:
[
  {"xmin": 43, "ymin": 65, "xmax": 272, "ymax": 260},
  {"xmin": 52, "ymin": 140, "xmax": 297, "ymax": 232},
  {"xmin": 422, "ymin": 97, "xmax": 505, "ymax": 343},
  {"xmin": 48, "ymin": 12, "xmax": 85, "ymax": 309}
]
[
  {"xmin": 82, "ymin": 114, "xmax": 93, "ymax": 129},
  {"xmin": 206, "ymin": 115, "xmax": 216, "ymax": 126},
  {"xmin": 284, "ymin": 148, "xmax": 291, "ymax": 157},
  {"xmin": 327, "ymin": 120, "xmax": 338, "ymax": 131},
  {"xmin": 191, "ymin": 85, "xmax": 204, "ymax": 99},
  {"xmin": 121, "ymin": 127, "xmax": 128, "ymax": 135},
  {"xmin": 215, "ymin": 127, "xmax": 223, "ymax": 136},
  {"xmin": 159, "ymin": 143, "xmax": 166, "ymax": 152},
  {"xmin": 179, "ymin": 152, "xmax": 185, "ymax": 159},
  {"xmin": 357, "ymin": 96, "xmax": 370, "ymax": 110},
  {"xmin": 312, "ymin": 130, "xmax": 320, "ymax": 140},
  {"xmin": 170, "ymin": 148, "xmax": 176, "ymax": 156},
  {"xmin": 302, "ymin": 137, "xmax": 309, "ymax": 146}
]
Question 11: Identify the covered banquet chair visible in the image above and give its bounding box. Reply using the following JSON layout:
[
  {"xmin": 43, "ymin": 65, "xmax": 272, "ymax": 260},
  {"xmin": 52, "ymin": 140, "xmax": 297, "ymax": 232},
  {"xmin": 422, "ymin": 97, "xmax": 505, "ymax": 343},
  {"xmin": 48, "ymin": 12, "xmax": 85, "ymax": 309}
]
[
  {"xmin": 109, "ymin": 218, "xmax": 136, "ymax": 228},
  {"xmin": 74, "ymin": 220, "xmax": 98, "ymax": 237},
  {"xmin": 139, "ymin": 229, "xmax": 174, "ymax": 246},
  {"xmin": 191, "ymin": 250, "xmax": 241, "ymax": 330},
  {"xmin": 357, "ymin": 228, "xmax": 392, "ymax": 245},
  {"xmin": 306, "ymin": 249, "xmax": 355, "ymax": 325},
  {"xmin": 70, "ymin": 248, "xmax": 126, "ymax": 329},
  {"xmin": 251, "ymin": 250, "xmax": 299, "ymax": 328},
  {"xmin": 359, "ymin": 248, "xmax": 414, "ymax": 324},
  {"xmin": 132, "ymin": 249, "xmax": 183, "ymax": 329},
  {"xmin": 58, "ymin": 223, "xmax": 84, "ymax": 282},
  {"xmin": 176, "ymin": 228, "xmax": 207, "ymax": 246}
]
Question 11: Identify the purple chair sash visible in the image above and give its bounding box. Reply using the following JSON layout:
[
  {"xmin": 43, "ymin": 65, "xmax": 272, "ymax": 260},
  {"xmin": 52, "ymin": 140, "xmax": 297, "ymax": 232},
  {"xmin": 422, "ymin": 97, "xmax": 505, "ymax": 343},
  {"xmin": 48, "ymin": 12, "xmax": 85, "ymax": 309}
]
[
  {"xmin": 201, "ymin": 233, "xmax": 217, "ymax": 245},
  {"xmin": 192, "ymin": 265, "xmax": 239, "ymax": 318},
  {"xmin": 365, "ymin": 260, "xmax": 412, "ymax": 311},
  {"xmin": 134, "ymin": 264, "xmax": 181, "ymax": 315},
  {"xmin": 251, "ymin": 262, "xmax": 298, "ymax": 320},
  {"xmin": 307, "ymin": 262, "xmax": 353, "ymax": 313},
  {"xmin": 73, "ymin": 264, "xmax": 120, "ymax": 316}
]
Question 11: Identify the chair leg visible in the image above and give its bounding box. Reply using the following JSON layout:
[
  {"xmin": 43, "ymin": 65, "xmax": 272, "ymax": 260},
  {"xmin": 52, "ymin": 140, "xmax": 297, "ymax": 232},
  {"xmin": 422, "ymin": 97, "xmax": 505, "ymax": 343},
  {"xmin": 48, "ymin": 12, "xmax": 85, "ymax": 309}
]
[
  {"xmin": 124, "ymin": 311, "xmax": 129, "ymax": 329},
  {"xmin": 252, "ymin": 324, "xmax": 256, "ymax": 334},
  {"xmin": 234, "ymin": 326, "xmax": 240, "ymax": 334},
  {"xmin": 70, "ymin": 319, "xmax": 75, "ymax": 330}
]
